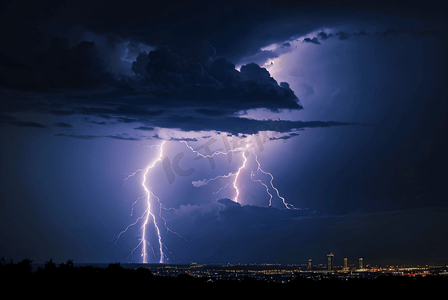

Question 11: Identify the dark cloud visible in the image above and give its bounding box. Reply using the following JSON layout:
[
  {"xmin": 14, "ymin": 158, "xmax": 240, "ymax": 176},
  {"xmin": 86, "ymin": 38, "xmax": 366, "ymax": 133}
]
[
  {"xmin": 51, "ymin": 117, "xmax": 359, "ymax": 140},
  {"xmin": 135, "ymin": 45, "xmax": 301, "ymax": 112},
  {"xmin": 318, "ymin": 31, "xmax": 333, "ymax": 40},
  {"xmin": 2, "ymin": 1, "xmax": 443, "ymax": 140},
  {"xmin": 54, "ymin": 122, "xmax": 73, "ymax": 128},
  {"xmin": 0, "ymin": 113, "xmax": 46, "ymax": 128},
  {"xmin": 382, "ymin": 28, "xmax": 444, "ymax": 37},
  {"xmin": 234, "ymin": 49, "xmax": 279, "ymax": 67},
  {"xmin": 0, "ymin": 1, "xmax": 436, "ymax": 139},
  {"xmin": 195, "ymin": 108, "xmax": 228, "ymax": 117},
  {"xmin": 116, "ymin": 117, "xmax": 139, "ymax": 123},
  {"xmin": 0, "ymin": 40, "xmax": 302, "ymax": 134},
  {"xmin": 43, "ymin": 38, "xmax": 114, "ymax": 89},
  {"xmin": 0, "ymin": 38, "xmax": 116, "ymax": 91},
  {"xmin": 308, "ymin": 28, "xmax": 443, "ymax": 44},
  {"xmin": 336, "ymin": 31, "xmax": 351, "ymax": 40},
  {"xmin": 269, "ymin": 132, "xmax": 300, "ymax": 140},
  {"xmin": 55, "ymin": 133, "xmax": 99, "ymax": 139},
  {"xmin": 134, "ymin": 126, "xmax": 154, "ymax": 131},
  {"xmin": 217, "ymin": 198, "xmax": 242, "ymax": 208},
  {"xmin": 50, "ymin": 108, "xmax": 77, "ymax": 116},
  {"xmin": 91, "ymin": 121, "xmax": 106, "ymax": 125},
  {"xmin": 356, "ymin": 30, "xmax": 368, "ymax": 37},
  {"xmin": 339, "ymin": 30, "xmax": 369, "ymax": 40},
  {"xmin": 303, "ymin": 37, "xmax": 321, "ymax": 45},
  {"xmin": 105, "ymin": 135, "xmax": 140, "ymax": 141},
  {"xmin": 306, "ymin": 30, "xmax": 369, "ymax": 43},
  {"xmin": 8, "ymin": 121, "xmax": 46, "ymax": 129},
  {"xmin": 0, "ymin": 113, "xmax": 16, "ymax": 122},
  {"xmin": 131, "ymin": 51, "xmax": 150, "ymax": 76},
  {"xmin": 140, "ymin": 115, "xmax": 360, "ymax": 135},
  {"xmin": 1, "ymin": 0, "xmax": 445, "ymax": 71},
  {"xmin": 310, "ymin": 30, "xmax": 369, "ymax": 42},
  {"xmin": 169, "ymin": 137, "xmax": 198, "ymax": 142},
  {"xmin": 55, "ymin": 133, "xmax": 141, "ymax": 140}
]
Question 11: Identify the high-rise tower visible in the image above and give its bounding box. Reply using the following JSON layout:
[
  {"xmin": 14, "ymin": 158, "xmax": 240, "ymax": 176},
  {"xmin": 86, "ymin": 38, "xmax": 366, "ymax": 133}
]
[{"xmin": 327, "ymin": 253, "xmax": 334, "ymax": 271}]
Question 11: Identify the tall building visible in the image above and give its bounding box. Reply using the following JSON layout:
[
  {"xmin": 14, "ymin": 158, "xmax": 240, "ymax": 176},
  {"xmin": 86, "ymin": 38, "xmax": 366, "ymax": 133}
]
[
  {"xmin": 343, "ymin": 258, "xmax": 348, "ymax": 270},
  {"xmin": 327, "ymin": 253, "xmax": 334, "ymax": 271},
  {"xmin": 308, "ymin": 259, "xmax": 312, "ymax": 271},
  {"xmin": 359, "ymin": 258, "xmax": 363, "ymax": 269}
]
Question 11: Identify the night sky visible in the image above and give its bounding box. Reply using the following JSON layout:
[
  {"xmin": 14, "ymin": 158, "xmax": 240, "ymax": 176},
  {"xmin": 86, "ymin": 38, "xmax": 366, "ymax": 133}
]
[{"xmin": 1, "ymin": 0, "xmax": 447, "ymax": 266}]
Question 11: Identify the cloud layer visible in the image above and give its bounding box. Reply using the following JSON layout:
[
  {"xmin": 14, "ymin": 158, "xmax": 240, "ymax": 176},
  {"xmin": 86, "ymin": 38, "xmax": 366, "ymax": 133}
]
[
  {"xmin": 0, "ymin": 37, "xmax": 363, "ymax": 137},
  {"xmin": 301, "ymin": 28, "xmax": 443, "ymax": 45},
  {"xmin": 0, "ymin": 39, "xmax": 311, "ymax": 136}
]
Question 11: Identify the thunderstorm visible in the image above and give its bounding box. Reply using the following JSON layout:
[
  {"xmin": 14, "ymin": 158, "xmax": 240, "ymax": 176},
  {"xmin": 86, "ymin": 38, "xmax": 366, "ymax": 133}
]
[{"xmin": 114, "ymin": 137, "xmax": 294, "ymax": 263}]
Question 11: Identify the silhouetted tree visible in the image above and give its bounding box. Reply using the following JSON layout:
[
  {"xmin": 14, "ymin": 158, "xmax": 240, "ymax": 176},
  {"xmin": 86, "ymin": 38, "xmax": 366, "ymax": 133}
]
[
  {"xmin": 44, "ymin": 258, "xmax": 57, "ymax": 273},
  {"xmin": 15, "ymin": 258, "xmax": 33, "ymax": 276},
  {"xmin": 0, "ymin": 257, "xmax": 6, "ymax": 269},
  {"xmin": 58, "ymin": 259, "xmax": 74, "ymax": 269}
]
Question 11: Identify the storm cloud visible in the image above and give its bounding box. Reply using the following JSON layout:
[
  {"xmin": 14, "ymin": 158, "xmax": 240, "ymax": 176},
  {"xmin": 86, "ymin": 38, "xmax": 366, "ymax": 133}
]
[
  {"xmin": 303, "ymin": 37, "xmax": 321, "ymax": 45},
  {"xmin": 0, "ymin": 38, "xmax": 308, "ymax": 136},
  {"xmin": 0, "ymin": 35, "xmax": 364, "ymax": 137},
  {"xmin": 2, "ymin": 0, "xmax": 441, "ymax": 138},
  {"xmin": 303, "ymin": 28, "xmax": 443, "ymax": 45}
]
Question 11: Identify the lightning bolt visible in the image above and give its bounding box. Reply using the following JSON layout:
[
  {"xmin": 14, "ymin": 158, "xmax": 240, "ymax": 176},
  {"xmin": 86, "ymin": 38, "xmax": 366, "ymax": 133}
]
[
  {"xmin": 213, "ymin": 183, "xmax": 230, "ymax": 195},
  {"xmin": 140, "ymin": 141, "xmax": 190, "ymax": 262},
  {"xmin": 184, "ymin": 140, "xmax": 250, "ymax": 204},
  {"xmin": 140, "ymin": 145, "xmax": 164, "ymax": 263},
  {"xmin": 112, "ymin": 208, "xmax": 148, "ymax": 246},
  {"xmin": 192, "ymin": 172, "xmax": 236, "ymax": 187},
  {"xmin": 115, "ymin": 136, "xmax": 294, "ymax": 263},
  {"xmin": 122, "ymin": 144, "xmax": 162, "ymax": 187},
  {"xmin": 115, "ymin": 140, "xmax": 187, "ymax": 263},
  {"xmin": 150, "ymin": 191, "xmax": 189, "ymax": 243},
  {"xmin": 122, "ymin": 167, "xmax": 146, "ymax": 187},
  {"xmin": 251, "ymin": 148, "xmax": 296, "ymax": 209},
  {"xmin": 233, "ymin": 148, "xmax": 249, "ymax": 203},
  {"xmin": 180, "ymin": 140, "xmax": 247, "ymax": 159},
  {"xmin": 250, "ymin": 170, "xmax": 273, "ymax": 206},
  {"xmin": 187, "ymin": 141, "xmax": 250, "ymax": 204},
  {"xmin": 187, "ymin": 140, "xmax": 291, "ymax": 208}
]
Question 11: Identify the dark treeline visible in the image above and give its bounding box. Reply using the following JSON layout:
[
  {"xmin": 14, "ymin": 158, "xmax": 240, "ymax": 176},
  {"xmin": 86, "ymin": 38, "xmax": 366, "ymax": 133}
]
[{"xmin": 1, "ymin": 258, "xmax": 446, "ymax": 297}]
